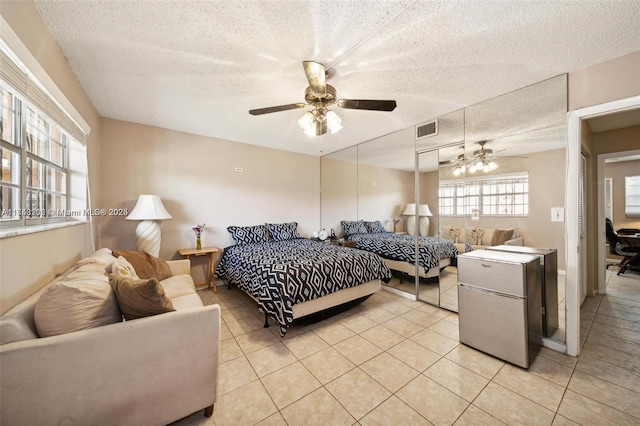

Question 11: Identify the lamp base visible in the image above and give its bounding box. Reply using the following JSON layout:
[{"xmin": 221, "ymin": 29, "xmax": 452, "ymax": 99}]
[
  {"xmin": 419, "ymin": 216, "xmax": 430, "ymax": 236},
  {"xmin": 135, "ymin": 220, "xmax": 161, "ymax": 257},
  {"xmin": 407, "ymin": 216, "xmax": 416, "ymax": 236}
]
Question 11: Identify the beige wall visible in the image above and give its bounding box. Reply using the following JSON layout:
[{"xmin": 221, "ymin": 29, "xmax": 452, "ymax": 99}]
[
  {"xmin": 358, "ymin": 163, "xmax": 414, "ymax": 232},
  {"xmin": 98, "ymin": 118, "xmax": 320, "ymax": 282},
  {"xmin": 568, "ymin": 51, "xmax": 640, "ymax": 111},
  {"xmin": 605, "ymin": 159, "xmax": 640, "ymax": 231},
  {"xmin": 0, "ymin": 1, "xmax": 101, "ymax": 314},
  {"xmin": 321, "ymin": 157, "xmax": 358, "ymax": 237}
]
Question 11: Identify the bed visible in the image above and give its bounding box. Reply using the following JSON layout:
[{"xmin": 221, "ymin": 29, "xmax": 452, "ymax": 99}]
[
  {"xmin": 217, "ymin": 223, "xmax": 392, "ymax": 336},
  {"xmin": 341, "ymin": 220, "xmax": 458, "ymax": 279}
]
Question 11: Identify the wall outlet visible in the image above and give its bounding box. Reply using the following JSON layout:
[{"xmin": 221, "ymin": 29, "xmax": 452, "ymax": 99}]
[
  {"xmin": 551, "ymin": 207, "xmax": 564, "ymax": 222},
  {"xmin": 235, "ymin": 167, "xmax": 243, "ymax": 172}
]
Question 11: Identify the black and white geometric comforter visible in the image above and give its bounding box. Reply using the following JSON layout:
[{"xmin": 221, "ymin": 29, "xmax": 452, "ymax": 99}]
[
  {"xmin": 217, "ymin": 239, "xmax": 391, "ymax": 335},
  {"xmin": 347, "ymin": 232, "xmax": 458, "ymax": 274}
]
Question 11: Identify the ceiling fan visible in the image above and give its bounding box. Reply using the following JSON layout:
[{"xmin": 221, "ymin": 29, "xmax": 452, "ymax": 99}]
[
  {"xmin": 440, "ymin": 141, "xmax": 528, "ymax": 175},
  {"xmin": 249, "ymin": 61, "xmax": 397, "ymax": 136}
]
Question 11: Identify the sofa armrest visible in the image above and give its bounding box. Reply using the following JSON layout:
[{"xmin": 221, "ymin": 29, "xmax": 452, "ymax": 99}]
[
  {"xmin": 0, "ymin": 305, "xmax": 220, "ymax": 425},
  {"xmin": 167, "ymin": 259, "xmax": 191, "ymax": 276},
  {"xmin": 505, "ymin": 237, "xmax": 523, "ymax": 246}
]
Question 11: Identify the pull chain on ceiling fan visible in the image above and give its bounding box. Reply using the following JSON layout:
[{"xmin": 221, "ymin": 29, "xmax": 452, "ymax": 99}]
[{"xmin": 249, "ymin": 61, "xmax": 397, "ymax": 137}]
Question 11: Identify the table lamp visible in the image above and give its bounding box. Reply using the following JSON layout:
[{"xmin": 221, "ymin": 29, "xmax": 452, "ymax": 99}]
[
  {"xmin": 126, "ymin": 195, "xmax": 172, "ymax": 257},
  {"xmin": 418, "ymin": 204, "xmax": 433, "ymax": 236}
]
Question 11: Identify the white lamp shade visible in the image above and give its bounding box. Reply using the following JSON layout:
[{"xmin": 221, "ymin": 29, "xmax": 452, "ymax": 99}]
[
  {"xmin": 402, "ymin": 203, "xmax": 416, "ymax": 215},
  {"xmin": 417, "ymin": 204, "xmax": 433, "ymax": 217},
  {"xmin": 126, "ymin": 195, "xmax": 172, "ymax": 221}
]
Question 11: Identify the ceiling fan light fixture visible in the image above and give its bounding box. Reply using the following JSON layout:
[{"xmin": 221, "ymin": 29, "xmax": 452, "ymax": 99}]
[
  {"xmin": 489, "ymin": 161, "xmax": 498, "ymax": 171},
  {"xmin": 325, "ymin": 110, "xmax": 343, "ymax": 134},
  {"xmin": 298, "ymin": 111, "xmax": 315, "ymax": 132}
]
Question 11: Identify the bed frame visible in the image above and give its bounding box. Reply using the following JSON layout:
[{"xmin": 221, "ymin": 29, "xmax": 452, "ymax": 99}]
[
  {"xmin": 238, "ymin": 279, "xmax": 382, "ymax": 329},
  {"xmin": 384, "ymin": 257, "xmax": 451, "ymax": 279}
]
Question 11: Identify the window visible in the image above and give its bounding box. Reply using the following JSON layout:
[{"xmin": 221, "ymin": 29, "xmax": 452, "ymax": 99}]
[
  {"xmin": 1, "ymin": 43, "xmax": 87, "ymax": 231},
  {"xmin": 440, "ymin": 173, "xmax": 529, "ymax": 217},
  {"xmin": 625, "ymin": 175, "xmax": 640, "ymax": 217}
]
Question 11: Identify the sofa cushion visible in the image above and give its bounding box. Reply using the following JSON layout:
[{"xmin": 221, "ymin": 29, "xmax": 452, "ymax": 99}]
[
  {"xmin": 492, "ymin": 228, "xmax": 515, "ymax": 246},
  {"xmin": 34, "ymin": 275, "xmax": 121, "ymax": 338},
  {"xmin": 170, "ymin": 293, "xmax": 205, "ymax": 310},
  {"xmin": 109, "ymin": 275, "xmax": 175, "ymax": 320},
  {"xmin": 112, "ymin": 250, "xmax": 172, "ymax": 281},
  {"xmin": 161, "ymin": 274, "xmax": 198, "ymax": 300}
]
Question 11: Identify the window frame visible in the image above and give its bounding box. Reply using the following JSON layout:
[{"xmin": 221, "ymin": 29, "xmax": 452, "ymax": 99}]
[
  {"xmin": 1, "ymin": 81, "xmax": 74, "ymax": 228},
  {"xmin": 439, "ymin": 172, "xmax": 529, "ymax": 218},
  {"xmin": 625, "ymin": 175, "xmax": 640, "ymax": 217}
]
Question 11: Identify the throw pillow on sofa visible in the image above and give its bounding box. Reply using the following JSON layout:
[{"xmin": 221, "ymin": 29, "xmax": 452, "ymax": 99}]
[
  {"xmin": 467, "ymin": 228, "xmax": 485, "ymax": 245},
  {"xmin": 491, "ymin": 229, "xmax": 515, "ymax": 246},
  {"xmin": 34, "ymin": 274, "xmax": 122, "ymax": 338},
  {"xmin": 112, "ymin": 250, "xmax": 172, "ymax": 281},
  {"xmin": 109, "ymin": 275, "xmax": 175, "ymax": 320},
  {"xmin": 109, "ymin": 256, "xmax": 140, "ymax": 279}
]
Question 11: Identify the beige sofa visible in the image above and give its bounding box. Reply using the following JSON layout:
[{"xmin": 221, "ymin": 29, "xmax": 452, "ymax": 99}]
[
  {"xmin": 0, "ymin": 248, "xmax": 220, "ymax": 425},
  {"xmin": 441, "ymin": 226, "xmax": 523, "ymax": 253}
]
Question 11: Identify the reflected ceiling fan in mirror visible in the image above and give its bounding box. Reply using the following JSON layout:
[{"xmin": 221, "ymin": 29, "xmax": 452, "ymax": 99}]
[
  {"xmin": 249, "ymin": 61, "xmax": 397, "ymax": 137},
  {"xmin": 440, "ymin": 141, "xmax": 528, "ymax": 176}
]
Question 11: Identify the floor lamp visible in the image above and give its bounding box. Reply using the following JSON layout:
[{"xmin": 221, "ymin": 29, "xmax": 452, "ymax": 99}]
[
  {"xmin": 126, "ymin": 195, "xmax": 172, "ymax": 257},
  {"xmin": 418, "ymin": 204, "xmax": 433, "ymax": 236}
]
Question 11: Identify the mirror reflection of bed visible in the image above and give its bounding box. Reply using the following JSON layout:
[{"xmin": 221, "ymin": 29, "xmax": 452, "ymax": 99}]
[{"xmin": 320, "ymin": 74, "xmax": 569, "ymax": 345}]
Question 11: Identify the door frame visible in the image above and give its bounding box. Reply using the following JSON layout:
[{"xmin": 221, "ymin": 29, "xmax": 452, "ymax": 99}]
[{"xmin": 566, "ymin": 95, "xmax": 640, "ymax": 356}]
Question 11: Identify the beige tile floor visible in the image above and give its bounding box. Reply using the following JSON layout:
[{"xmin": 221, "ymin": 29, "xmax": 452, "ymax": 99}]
[{"xmin": 173, "ymin": 267, "xmax": 640, "ymax": 426}]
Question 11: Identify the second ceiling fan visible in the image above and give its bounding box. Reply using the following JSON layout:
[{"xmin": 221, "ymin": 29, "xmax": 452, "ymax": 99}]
[{"xmin": 249, "ymin": 61, "xmax": 397, "ymax": 136}]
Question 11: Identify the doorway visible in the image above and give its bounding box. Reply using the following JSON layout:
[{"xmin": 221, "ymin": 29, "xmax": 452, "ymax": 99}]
[{"xmin": 567, "ymin": 95, "xmax": 640, "ymax": 356}]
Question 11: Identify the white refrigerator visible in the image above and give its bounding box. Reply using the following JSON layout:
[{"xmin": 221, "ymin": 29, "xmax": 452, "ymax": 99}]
[{"xmin": 457, "ymin": 250, "xmax": 542, "ymax": 368}]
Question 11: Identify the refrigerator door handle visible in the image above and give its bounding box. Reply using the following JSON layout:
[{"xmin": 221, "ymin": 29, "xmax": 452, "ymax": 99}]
[{"xmin": 459, "ymin": 283, "xmax": 524, "ymax": 299}]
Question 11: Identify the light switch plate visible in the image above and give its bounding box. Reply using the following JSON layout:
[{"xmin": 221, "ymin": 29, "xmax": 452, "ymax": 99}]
[{"xmin": 551, "ymin": 207, "xmax": 564, "ymax": 222}]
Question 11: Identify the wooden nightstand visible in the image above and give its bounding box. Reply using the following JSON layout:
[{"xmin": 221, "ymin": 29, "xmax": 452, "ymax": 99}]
[
  {"xmin": 178, "ymin": 246, "xmax": 221, "ymax": 293},
  {"xmin": 330, "ymin": 240, "xmax": 357, "ymax": 248}
]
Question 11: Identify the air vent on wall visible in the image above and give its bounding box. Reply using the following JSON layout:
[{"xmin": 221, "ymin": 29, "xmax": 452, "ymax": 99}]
[{"xmin": 416, "ymin": 119, "xmax": 438, "ymax": 140}]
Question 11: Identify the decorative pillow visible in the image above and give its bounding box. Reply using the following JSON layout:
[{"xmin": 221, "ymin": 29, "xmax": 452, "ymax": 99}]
[
  {"xmin": 468, "ymin": 228, "xmax": 485, "ymax": 245},
  {"xmin": 341, "ymin": 220, "xmax": 368, "ymax": 236},
  {"xmin": 109, "ymin": 256, "xmax": 140, "ymax": 279},
  {"xmin": 265, "ymin": 222, "xmax": 301, "ymax": 242},
  {"xmin": 364, "ymin": 220, "xmax": 386, "ymax": 233},
  {"xmin": 464, "ymin": 242, "xmax": 474, "ymax": 253},
  {"xmin": 34, "ymin": 277, "xmax": 122, "ymax": 338},
  {"xmin": 227, "ymin": 225, "xmax": 272, "ymax": 245},
  {"xmin": 445, "ymin": 227, "xmax": 461, "ymax": 243},
  {"xmin": 109, "ymin": 275, "xmax": 175, "ymax": 320},
  {"xmin": 112, "ymin": 250, "xmax": 172, "ymax": 281},
  {"xmin": 491, "ymin": 229, "xmax": 515, "ymax": 246},
  {"xmin": 75, "ymin": 248, "xmax": 116, "ymax": 266}
]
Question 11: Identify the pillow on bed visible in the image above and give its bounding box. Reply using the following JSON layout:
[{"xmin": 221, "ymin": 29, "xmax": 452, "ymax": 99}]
[
  {"xmin": 266, "ymin": 222, "xmax": 301, "ymax": 241},
  {"xmin": 341, "ymin": 220, "xmax": 368, "ymax": 236},
  {"xmin": 227, "ymin": 225, "xmax": 273, "ymax": 245},
  {"xmin": 364, "ymin": 220, "xmax": 386, "ymax": 233}
]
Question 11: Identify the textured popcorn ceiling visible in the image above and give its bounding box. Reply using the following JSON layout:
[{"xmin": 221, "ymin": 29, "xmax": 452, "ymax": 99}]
[{"xmin": 34, "ymin": 0, "xmax": 640, "ymax": 156}]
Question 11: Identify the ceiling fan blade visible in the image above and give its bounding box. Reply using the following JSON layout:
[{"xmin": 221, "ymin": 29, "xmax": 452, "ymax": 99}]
[
  {"xmin": 338, "ymin": 99, "xmax": 397, "ymax": 111},
  {"xmin": 249, "ymin": 103, "xmax": 306, "ymax": 115},
  {"xmin": 303, "ymin": 61, "xmax": 326, "ymax": 95}
]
